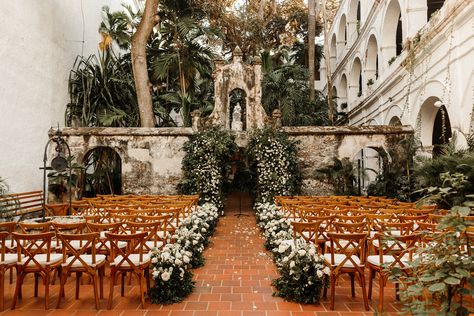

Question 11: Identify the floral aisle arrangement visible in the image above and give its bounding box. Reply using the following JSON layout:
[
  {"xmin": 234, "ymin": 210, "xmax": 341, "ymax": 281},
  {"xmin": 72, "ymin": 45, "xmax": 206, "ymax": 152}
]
[
  {"xmin": 254, "ymin": 202, "xmax": 329, "ymax": 304},
  {"xmin": 148, "ymin": 203, "xmax": 219, "ymax": 304},
  {"xmin": 247, "ymin": 128, "xmax": 302, "ymax": 203},
  {"xmin": 178, "ymin": 127, "xmax": 237, "ymax": 210}
]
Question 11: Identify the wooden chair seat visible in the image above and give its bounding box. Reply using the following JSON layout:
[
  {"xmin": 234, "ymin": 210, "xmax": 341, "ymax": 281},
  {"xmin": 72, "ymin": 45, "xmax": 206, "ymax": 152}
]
[
  {"xmin": 63, "ymin": 254, "xmax": 106, "ymax": 268},
  {"xmin": 111, "ymin": 254, "xmax": 151, "ymax": 267},
  {"xmin": 323, "ymin": 253, "xmax": 363, "ymax": 267}
]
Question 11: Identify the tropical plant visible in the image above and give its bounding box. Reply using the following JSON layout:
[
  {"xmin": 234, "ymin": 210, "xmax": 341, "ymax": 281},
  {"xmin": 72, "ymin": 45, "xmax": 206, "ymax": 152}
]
[
  {"xmin": 178, "ymin": 127, "xmax": 237, "ymax": 209},
  {"xmin": 0, "ymin": 177, "xmax": 8, "ymax": 195},
  {"xmin": 315, "ymin": 157, "xmax": 357, "ymax": 195},
  {"xmin": 367, "ymin": 136, "xmax": 418, "ymax": 201},
  {"xmin": 390, "ymin": 207, "xmax": 474, "ymax": 315},
  {"xmin": 247, "ymin": 128, "xmax": 302, "ymax": 203},
  {"xmin": 82, "ymin": 147, "xmax": 122, "ymax": 198}
]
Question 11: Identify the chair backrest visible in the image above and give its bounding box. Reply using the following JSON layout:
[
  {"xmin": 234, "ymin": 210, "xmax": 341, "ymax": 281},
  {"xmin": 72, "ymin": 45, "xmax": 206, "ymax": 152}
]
[
  {"xmin": 380, "ymin": 222, "xmax": 413, "ymax": 236},
  {"xmin": 335, "ymin": 214, "xmax": 366, "ymax": 223},
  {"xmin": 126, "ymin": 220, "xmax": 167, "ymax": 251},
  {"xmin": 333, "ymin": 221, "xmax": 367, "ymax": 233},
  {"xmin": 0, "ymin": 231, "xmax": 9, "ymax": 262},
  {"xmin": 0, "ymin": 221, "xmax": 17, "ymax": 249},
  {"xmin": 326, "ymin": 232, "xmax": 367, "ymax": 273},
  {"xmin": 106, "ymin": 232, "xmax": 148, "ymax": 273},
  {"xmin": 291, "ymin": 221, "xmax": 321, "ymax": 245},
  {"xmin": 57, "ymin": 232, "xmax": 100, "ymax": 271},
  {"xmin": 374, "ymin": 233, "xmax": 420, "ymax": 269},
  {"xmin": 367, "ymin": 214, "xmax": 394, "ymax": 232},
  {"xmin": 12, "ymin": 232, "xmax": 55, "ymax": 270},
  {"xmin": 86, "ymin": 222, "xmax": 122, "ymax": 253},
  {"xmin": 19, "ymin": 221, "xmax": 52, "ymax": 234},
  {"xmin": 52, "ymin": 222, "xmax": 86, "ymax": 234},
  {"xmin": 397, "ymin": 214, "xmax": 429, "ymax": 224}
]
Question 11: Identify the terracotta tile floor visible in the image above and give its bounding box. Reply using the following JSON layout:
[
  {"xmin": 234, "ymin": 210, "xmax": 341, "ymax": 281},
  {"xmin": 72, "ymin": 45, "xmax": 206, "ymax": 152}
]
[{"xmin": 0, "ymin": 193, "xmax": 402, "ymax": 315}]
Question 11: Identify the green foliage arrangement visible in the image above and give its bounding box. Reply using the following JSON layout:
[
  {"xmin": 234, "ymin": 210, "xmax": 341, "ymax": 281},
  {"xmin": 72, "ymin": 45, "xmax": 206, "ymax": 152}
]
[
  {"xmin": 414, "ymin": 141, "xmax": 474, "ymax": 209},
  {"xmin": 390, "ymin": 207, "xmax": 474, "ymax": 315},
  {"xmin": 367, "ymin": 136, "xmax": 418, "ymax": 201},
  {"xmin": 254, "ymin": 203, "xmax": 329, "ymax": 304},
  {"xmin": 149, "ymin": 203, "xmax": 219, "ymax": 304},
  {"xmin": 247, "ymin": 128, "xmax": 302, "ymax": 204},
  {"xmin": 178, "ymin": 127, "xmax": 237, "ymax": 209},
  {"xmin": 0, "ymin": 177, "xmax": 9, "ymax": 195},
  {"xmin": 315, "ymin": 157, "xmax": 357, "ymax": 195}
]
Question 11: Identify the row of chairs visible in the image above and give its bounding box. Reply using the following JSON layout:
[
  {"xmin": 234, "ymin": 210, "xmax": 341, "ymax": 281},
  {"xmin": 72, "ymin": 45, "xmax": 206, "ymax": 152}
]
[
  {"xmin": 284, "ymin": 201, "xmax": 473, "ymax": 312},
  {"xmin": 0, "ymin": 216, "xmax": 175, "ymax": 310}
]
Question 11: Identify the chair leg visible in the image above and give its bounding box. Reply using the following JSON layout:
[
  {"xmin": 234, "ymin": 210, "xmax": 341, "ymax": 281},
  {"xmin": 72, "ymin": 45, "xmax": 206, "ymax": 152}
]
[
  {"xmin": 56, "ymin": 272, "xmax": 64, "ymax": 309},
  {"xmin": 330, "ymin": 274, "xmax": 336, "ymax": 310},
  {"xmin": 121, "ymin": 273, "xmax": 125, "ymax": 297},
  {"xmin": 139, "ymin": 272, "xmax": 145, "ymax": 308},
  {"xmin": 75, "ymin": 271, "xmax": 82, "ymax": 299},
  {"xmin": 92, "ymin": 273, "xmax": 100, "ymax": 310},
  {"xmin": 108, "ymin": 270, "xmax": 116, "ymax": 309},
  {"xmin": 359, "ymin": 271, "xmax": 369, "ymax": 311},
  {"xmin": 99, "ymin": 266, "xmax": 104, "ymax": 299},
  {"xmin": 34, "ymin": 273, "xmax": 39, "ymax": 297},
  {"xmin": 350, "ymin": 273, "xmax": 355, "ymax": 298},
  {"xmin": 11, "ymin": 270, "xmax": 23, "ymax": 310},
  {"xmin": 0, "ymin": 270, "xmax": 5, "ymax": 311},
  {"xmin": 368, "ymin": 268, "xmax": 373, "ymax": 300},
  {"xmin": 378, "ymin": 274, "xmax": 385, "ymax": 312},
  {"xmin": 395, "ymin": 282, "xmax": 400, "ymax": 300},
  {"xmin": 45, "ymin": 271, "xmax": 50, "ymax": 310},
  {"xmin": 145, "ymin": 269, "xmax": 150, "ymax": 292}
]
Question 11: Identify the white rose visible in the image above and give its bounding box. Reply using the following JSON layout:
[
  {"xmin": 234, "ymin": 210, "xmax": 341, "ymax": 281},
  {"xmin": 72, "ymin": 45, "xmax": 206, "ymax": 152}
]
[
  {"xmin": 152, "ymin": 270, "xmax": 159, "ymax": 278},
  {"xmin": 317, "ymin": 270, "xmax": 323, "ymax": 278},
  {"xmin": 323, "ymin": 267, "xmax": 331, "ymax": 275},
  {"xmin": 161, "ymin": 271, "xmax": 171, "ymax": 281},
  {"xmin": 175, "ymin": 258, "xmax": 183, "ymax": 265},
  {"xmin": 298, "ymin": 250, "xmax": 306, "ymax": 257},
  {"xmin": 183, "ymin": 255, "xmax": 190, "ymax": 263},
  {"xmin": 151, "ymin": 257, "xmax": 158, "ymax": 264},
  {"xmin": 289, "ymin": 261, "xmax": 295, "ymax": 268},
  {"xmin": 278, "ymin": 244, "xmax": 288, "ymax": 253}
]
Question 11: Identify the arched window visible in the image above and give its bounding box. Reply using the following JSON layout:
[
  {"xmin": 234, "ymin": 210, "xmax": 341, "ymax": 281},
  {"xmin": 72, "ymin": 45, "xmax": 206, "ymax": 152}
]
[
  {"xmin": 339, "ymin": 74, "xmax": 348, "ymax": 110},
  {"xmin": 366, "ymin": 35, "xmax": 379, "ymax": 82},
  {"xmin": 432, "ymin": 105, "xmax": 452, "ymax": 156},
  {"xmin": 427, "ymin": 0, "xmax": 445, "ymax": 21},
  {"xmin": 330, "ymin": 34, "xmax": 337, "ymax": 60},
  {"xmin": 350, "ymin": 58, "xmax": 362, "ymax": 99},
  {"xmin": 83, "ymin": 147, "xmax": 122, "ymax": 197},
  {"xmin": 382, "ymin": 0, "xmax": 404, "ymax": 64}
]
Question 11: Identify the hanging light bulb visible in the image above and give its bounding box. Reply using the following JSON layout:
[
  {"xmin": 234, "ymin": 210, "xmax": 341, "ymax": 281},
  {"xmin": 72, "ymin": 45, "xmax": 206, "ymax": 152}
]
[{"xmin": 434, "ymin": 100, "xmax": 443, "ymax": 108}]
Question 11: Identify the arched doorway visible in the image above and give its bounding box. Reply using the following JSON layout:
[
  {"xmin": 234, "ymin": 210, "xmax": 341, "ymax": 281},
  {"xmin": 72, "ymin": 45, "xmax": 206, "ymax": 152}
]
[
  {"xmin": 350, "ymin": 58, "xmax": 362, "ymax": 99},
  {"xmin": 337, "ymin": 14, "xmax": 347, "ymax": 55},
  {"xmin": 428, "ymin": 0, "xmax": 445, "ymax": 21},
  {"xmin": 432, "ymin": 104, "xmax": 452, "ymax": 156},
  {"xmin": 389, "ymin": 116, "xmax": 402, "ymax": 126},
  {"xmin": 382, "ymin": 0, "xmax": 403, "ymax": 65},
  {"xmin": 353, "ymin": 147, "xmax": 387, "ymax": 193},
  {"xmin": 339, "ymin": 74, "xmax": 348, "ymax": 111},
  {"xmin": 82, "ymin": 147, "xmax": 122, "ymax": 197}
]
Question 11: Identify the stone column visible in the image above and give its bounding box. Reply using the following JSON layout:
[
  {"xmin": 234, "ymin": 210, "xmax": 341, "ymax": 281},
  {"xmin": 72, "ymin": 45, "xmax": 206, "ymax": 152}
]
[{"xmin": 191, "ymin": 110, "xmax": 202, "ymax": 132}]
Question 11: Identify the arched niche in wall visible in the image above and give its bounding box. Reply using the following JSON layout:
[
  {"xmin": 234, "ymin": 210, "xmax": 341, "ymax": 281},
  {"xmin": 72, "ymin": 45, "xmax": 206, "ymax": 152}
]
[
  {"xmin": 347, "ymin": 0, "xmax": 361, "ymax": 41},
  {"xmin": 365, "ymin": 34, "xmax": 379, "ymax": 82},
  {"xmin": 229, "ymin": 88, "xmax": 247, "ymax": 131},
  {"xmin": 427, "ymin": 0, "xmax": 446, "ymax": 21},
  {"xmin": 350, "ymin": 57, "xmax": 362, "ymax": 99},
  {"xmin": 331, "ymin": 86, "xmax": 338, "ymax": 108},
  {"xmin": 432, "ymin": 104, "xmax": 452, "ymax": 156},
  {"xmin": 337, "ymin": 14, "xmax": 348, "ymax": 56},
  {"xmin": 389, "ymin": 116, "xmax": 402, "ymax": 125},
  {"xmin": 330, "ymin": 34, "xmax": 337, "ymax": 69},
  {"xmin": 352, "ymin": 146, "xmax": 389, "ymax": 194},
  {"xmin": 382, "ymin": 0, "xmax": 404, "ymax": 65},
  {"xmin": 338, "ymin": 74, "xmax": 348, "ymax": 111},
  {"xmin": 417, "ymin": 96, "xmax": 452, "ymax": 156},
  {"xmin": 82, "ymin": 147, "xmax": 122, "ymax": 197}
]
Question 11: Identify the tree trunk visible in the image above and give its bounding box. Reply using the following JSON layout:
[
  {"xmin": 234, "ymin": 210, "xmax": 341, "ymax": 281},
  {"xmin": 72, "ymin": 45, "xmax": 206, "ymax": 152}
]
[
  {"xmin": 322, "ymin": 0, "xmax": 334, "ymax": 124},
  {"xmin": 131, "ymin": 0, "xmax": 159, "ymax": 127},
  {"xmin": 308, "ymin": 0, "xmax": 320, "ymax": 101}
]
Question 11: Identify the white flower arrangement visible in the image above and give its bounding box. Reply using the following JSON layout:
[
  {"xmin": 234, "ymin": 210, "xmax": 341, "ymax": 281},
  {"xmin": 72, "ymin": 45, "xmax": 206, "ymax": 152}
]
[
  {"xmin": 148, "ymin": 203, "xmax": 220, "ymax": 304},
  {"xmin": 254, "ymin": 202, "xmax": 329, "ymax": 304}
]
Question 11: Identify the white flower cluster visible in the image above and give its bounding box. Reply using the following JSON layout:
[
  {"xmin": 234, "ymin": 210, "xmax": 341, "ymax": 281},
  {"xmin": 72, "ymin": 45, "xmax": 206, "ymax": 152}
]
[
  {"xmin": 250, "ymin": 133, "xmax": 293, "ymax": 203},
  {"xmin": 254, "ymin": 202, "xmax": 329, "ymax": 297},
  {"xmin": 149, "ymin": 203, "xmax": 220, "ymax": 281}
]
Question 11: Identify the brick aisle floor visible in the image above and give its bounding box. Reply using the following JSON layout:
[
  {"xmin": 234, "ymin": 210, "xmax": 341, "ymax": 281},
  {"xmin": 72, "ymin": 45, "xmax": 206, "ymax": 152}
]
[{"xmin": 0, "ymin": 193, "xmax": 403, "ymax": 315}]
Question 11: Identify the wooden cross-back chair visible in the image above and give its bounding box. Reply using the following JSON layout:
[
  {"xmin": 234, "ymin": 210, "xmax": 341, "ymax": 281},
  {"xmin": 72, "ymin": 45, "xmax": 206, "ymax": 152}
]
[
  {"xmin": 11, "ymin": 232, "xmax": 63, "ymax": 310},
  {"xmin": 324, "ymin": 232, "xmax": 369, "ymax": 311},
  {"xmin": 86, "ymin": 222, "xmax": 124, "ymax": 257},
  {"xmin": 56, "ymin": 232, "xmax": 106, "ymax": 309},
  {"xmin": 367, "ymin": 233, "xmax": 420, "ymax": 312},
  {"xmin": 106, "ymin": 232, "xmax": 151, "ymax": 309},
  {"xmin": 126, "ymin": 220, "xmax": 167, "ymax": 251},
  {"xmin": 0, "ymin": 231, "xmax": 18, "ymax": 311},
  {"xmin": 291, "ymin": 221, "xmax": 321, "ymax": 246}
]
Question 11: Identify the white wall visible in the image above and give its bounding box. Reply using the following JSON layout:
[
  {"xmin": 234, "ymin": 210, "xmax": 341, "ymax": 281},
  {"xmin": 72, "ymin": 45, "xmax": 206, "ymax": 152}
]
[
  {"xmin": 321, "ymin": 0, "xmax": 474, "ymax": 153},
  {"xmin": 0, "ymin": 0, "xmax": 128, "ymax": 193}
]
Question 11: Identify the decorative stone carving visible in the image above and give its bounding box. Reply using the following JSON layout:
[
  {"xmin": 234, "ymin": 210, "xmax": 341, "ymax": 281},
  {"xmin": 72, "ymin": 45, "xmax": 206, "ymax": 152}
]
[
  {"xmin": 206, "ymin": 46, "xmax": 267, "ymax": 130},
  {"xmin": 231, "ymin": 103, "xmax": 243, "ymax": 131}
]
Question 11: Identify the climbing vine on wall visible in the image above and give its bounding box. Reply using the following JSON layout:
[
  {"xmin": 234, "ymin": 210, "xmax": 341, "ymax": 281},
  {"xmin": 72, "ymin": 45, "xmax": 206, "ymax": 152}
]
[
  {"xmin": 246, "ymin": 127, "xmax": 302, "ymax": 203},
  {"xmin": 178, "ymin": 127, "xmax": 237, "ymax": 209}
]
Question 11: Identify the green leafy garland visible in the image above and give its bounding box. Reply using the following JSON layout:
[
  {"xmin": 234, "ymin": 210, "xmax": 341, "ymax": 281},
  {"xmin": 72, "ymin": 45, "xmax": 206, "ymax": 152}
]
[
  {"xmin": 247, "ymin": 128, "xmax": 302, "ymax": 203},
  {"xmin": 178, "ymin": 127, "xmax": 237, "ymax": 209}
]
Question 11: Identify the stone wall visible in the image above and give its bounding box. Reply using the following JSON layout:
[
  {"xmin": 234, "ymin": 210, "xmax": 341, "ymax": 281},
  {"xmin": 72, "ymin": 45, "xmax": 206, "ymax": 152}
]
[
  {"xmin": 54, "ymin": 127, "xmax": 193, "ymax": 195},
  {"xmin": 52, "ymin": 125, "xmax": 413, "ymax": 197},
  {"xmin": 284, "ymin": 125, "xmax": 414, "ymax": 195}
]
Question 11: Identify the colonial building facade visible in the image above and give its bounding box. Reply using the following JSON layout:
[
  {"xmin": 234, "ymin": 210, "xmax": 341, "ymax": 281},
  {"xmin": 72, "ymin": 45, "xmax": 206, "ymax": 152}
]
[{"xmin": 320, "ymin": 0, "xmax": 473, "ymax": 154}]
